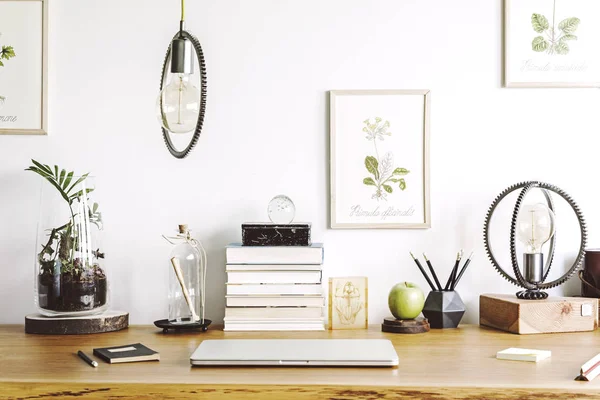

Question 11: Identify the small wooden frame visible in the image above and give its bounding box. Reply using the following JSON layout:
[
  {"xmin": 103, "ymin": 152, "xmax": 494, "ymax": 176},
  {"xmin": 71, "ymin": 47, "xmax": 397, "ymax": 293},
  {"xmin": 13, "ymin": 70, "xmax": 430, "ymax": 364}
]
[{"xmin": 328, "ymin": 277, "xmax": 368, "ymax": 330}]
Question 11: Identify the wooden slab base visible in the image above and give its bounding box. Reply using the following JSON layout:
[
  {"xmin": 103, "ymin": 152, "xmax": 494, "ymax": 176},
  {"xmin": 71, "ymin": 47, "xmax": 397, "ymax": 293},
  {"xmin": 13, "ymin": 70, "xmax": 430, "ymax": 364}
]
[
  {"xmin": 25, "ymin": 310, "xmax": 129, "ymax": 335},
  {"xmin": 381, "ymin": 317, "xmax": 430, "ymax": 334},
  {"xmin": 480, "ymin": 294, "xmax": 598, "ymax": 335}
]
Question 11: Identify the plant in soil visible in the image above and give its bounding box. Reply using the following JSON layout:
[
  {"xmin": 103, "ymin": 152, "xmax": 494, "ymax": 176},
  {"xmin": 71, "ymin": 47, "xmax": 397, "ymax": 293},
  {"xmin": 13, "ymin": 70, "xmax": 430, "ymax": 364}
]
[{"xmin": 27, "ymin": 160, "xmax": 106, "ymax": 313}]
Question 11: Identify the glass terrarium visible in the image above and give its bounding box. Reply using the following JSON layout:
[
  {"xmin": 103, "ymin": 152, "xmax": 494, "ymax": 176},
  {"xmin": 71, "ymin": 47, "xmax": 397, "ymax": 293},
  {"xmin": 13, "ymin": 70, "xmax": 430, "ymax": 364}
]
[{"xmin": 29, "ymin": 161, "xmax": 108, "ymax": 316}]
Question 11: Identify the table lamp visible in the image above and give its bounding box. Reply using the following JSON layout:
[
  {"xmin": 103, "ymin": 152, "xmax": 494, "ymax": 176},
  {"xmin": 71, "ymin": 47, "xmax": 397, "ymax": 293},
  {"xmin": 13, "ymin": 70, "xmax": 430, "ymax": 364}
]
[{"xmin": 480, "ymin": 181, "xmax": 596, "ymax": 334}]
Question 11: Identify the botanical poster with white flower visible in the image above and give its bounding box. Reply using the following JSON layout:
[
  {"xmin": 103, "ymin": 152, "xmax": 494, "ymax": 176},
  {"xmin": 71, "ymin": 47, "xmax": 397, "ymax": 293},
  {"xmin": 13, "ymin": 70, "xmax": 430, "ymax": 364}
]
[
  {"xmin": 504, "ymin": 0, "xmax": 600, "ymax": 87},
  {"xmin": 330, "ymin": 90, "xmax": 430, "ymax": 229}
]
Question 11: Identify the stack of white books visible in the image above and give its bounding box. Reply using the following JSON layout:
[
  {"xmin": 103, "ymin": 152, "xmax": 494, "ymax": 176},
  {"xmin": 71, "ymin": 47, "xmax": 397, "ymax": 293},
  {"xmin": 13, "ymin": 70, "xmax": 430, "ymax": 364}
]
[{"xmin": 224, "ymin": 243, "xmax": 325, "ymax": 331}]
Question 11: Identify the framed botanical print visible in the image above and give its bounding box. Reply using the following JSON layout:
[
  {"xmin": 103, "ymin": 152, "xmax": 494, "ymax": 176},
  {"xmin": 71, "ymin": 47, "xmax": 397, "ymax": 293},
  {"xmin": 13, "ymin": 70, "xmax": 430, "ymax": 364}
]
[
  {"xmin": 504, "ymin": 0, "xmax": 600, "ymax": 87},
  {"xmin": 0, "ymin": 0, "xmax": 48, "ymax": 135},
  {"xmin": 330, "ymin": 90, "xmax": 431, "ymax": 229}
]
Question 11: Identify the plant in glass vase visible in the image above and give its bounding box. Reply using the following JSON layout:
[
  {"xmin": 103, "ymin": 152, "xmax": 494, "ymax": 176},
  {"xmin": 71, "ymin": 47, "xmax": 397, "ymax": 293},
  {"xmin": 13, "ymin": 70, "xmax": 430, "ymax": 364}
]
[{"xmin": 26, "ymin": 160, "xmax": 107, "ymax": 316}]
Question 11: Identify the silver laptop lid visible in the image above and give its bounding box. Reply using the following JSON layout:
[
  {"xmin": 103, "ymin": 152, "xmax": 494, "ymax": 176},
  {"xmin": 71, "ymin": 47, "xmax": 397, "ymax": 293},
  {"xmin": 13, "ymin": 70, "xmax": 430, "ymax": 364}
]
[{"xmin": 190, "ymin": 339, "xmax": 399, "ymax": 367}]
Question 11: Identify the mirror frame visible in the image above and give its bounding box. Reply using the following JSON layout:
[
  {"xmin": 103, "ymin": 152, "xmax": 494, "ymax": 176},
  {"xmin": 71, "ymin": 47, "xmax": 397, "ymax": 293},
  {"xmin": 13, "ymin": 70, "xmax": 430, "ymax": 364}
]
[{"xmin": 159, "ymin": 30, "xmax": 207, "ymax": 159}]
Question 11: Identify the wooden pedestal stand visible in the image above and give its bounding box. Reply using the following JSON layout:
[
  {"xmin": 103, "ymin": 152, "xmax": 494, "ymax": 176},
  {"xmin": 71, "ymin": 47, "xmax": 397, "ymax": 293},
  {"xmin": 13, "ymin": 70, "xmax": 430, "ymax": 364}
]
[
  {"xmin": 25, "ymin": 310, "xmax": 129, "ymax": 335},
  {"xmin": 381, "ymin": 317, "xmax": 430, "ymax": 334},
  {"xmin": 480, "ymin": 294, "xmax": 598, "ymax": 334}
]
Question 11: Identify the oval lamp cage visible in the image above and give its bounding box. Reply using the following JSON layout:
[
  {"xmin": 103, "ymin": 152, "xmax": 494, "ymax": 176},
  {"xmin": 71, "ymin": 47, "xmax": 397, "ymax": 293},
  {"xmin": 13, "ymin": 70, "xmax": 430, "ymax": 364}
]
[
  {"xmin": 483, "ymin": 181, "xmax": 587, "ymax": 300},
  {"xmin": 158, "ymin": 0, "xmax": 207, "ymax": 159}
]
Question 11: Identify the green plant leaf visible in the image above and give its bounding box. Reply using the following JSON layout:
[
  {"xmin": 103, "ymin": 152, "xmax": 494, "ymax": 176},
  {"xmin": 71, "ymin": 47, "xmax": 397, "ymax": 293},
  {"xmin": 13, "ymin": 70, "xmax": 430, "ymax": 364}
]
[
  {"xmin": 0, "ymin": 60, "xmax": 3, "ymax": 67},
  {"xmin": 66, "ymin": 173, "xmax": 90, "ymax": 195},
  {"xmin": 53, "ymin": 165, "xmax": 59, "ymax": 179},
  {"xmin": 44, "ymin": 176, "xmax": 70, "ymax": 203},
  {"xmin": 399, "ymin": 179, "xmax": 407, "ymax": 191},
  {"xmin": 559, "ymin": 17, "xmax": 580, "ymax": 34},
  {"xmin": 393, "ymin": 167, "xmax": 410, "ymax": 176},
  {"xmin": 388, "ymin": 178, "xmax": 401, "ymax": 183},
  {"xmin": 532, "ymin": 36, "xmax": 548, "ymax": 52},
  {"xmin": 31, "ymin": 159, "xmax": 52, "ymax": 175},
  {"xmin": 70, "ymin": 188, "xmax": 94, "ymax": 200},
  {"xmin": 59, "ymin": 169, "xmax": 66, "ymax": 185},
  {"xmin": 560, "ymin": 34, "xmax": 577, "ymax": 41},
  {"xmin": 555, "ymin": 41, "xmax": 569, "ymax": 55},
  {"xmin": 365, "ymin": 156, "xmax": 379, "ymax": 179},
  {"xmin": 531, "ymin": 14, "xmax": 549, "ymax": 33},
  {"xmin": 383, "ymin": 184, "xmax": 393, "ymax": 194},
  {"xmin": 93, "ymin": 202, "xmax": 99, "ymax": 213},
  {"xmin": 63, "ymin": 171, "xmax": 74, "ymax": 189},
  {"xmin": 363, "ymin": 177, "xmax": 376, "ymax": 186},
  {"xmin": 0, "ymin": 45, "xmax": 15, "ymax": 60}
]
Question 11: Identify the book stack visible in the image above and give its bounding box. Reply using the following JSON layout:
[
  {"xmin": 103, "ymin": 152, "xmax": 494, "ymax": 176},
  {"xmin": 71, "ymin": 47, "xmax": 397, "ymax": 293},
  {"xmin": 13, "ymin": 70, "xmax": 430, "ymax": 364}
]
[{"xmin": 224, "ymin": 231, "xmax": 325, "ymax": 331}]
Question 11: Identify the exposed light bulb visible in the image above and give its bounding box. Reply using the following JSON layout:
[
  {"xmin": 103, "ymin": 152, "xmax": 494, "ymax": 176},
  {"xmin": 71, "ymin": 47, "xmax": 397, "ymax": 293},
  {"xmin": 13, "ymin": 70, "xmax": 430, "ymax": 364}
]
[
  {"xmin": 156, "ymin": 73, "xmax": 200, "ymax": 134},
  {"xmin": 516, "ymin": 203, "xmax": 556, "ymax": 253}
]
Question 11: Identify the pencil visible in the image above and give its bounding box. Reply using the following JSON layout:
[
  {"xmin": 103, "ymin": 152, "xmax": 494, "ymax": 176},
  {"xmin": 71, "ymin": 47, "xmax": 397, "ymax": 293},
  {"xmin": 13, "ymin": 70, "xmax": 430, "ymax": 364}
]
[
  {"xmin": 423, "ymin": 253, "xmax": 443, "ymax": 291},
  {"xmin": 409, "ymin": 252, "xmax": 436, "ymax": 291},
  {"xmin": 445, "ymin": 251, "xmax": 462, "ymax": 291},
  {"xmin": 77, "ymin": 350, "xmax": 98, "ymax": 368},
  {"xmin": 452, "ymin": 251, "xmax": 474, "ymax": 290}
]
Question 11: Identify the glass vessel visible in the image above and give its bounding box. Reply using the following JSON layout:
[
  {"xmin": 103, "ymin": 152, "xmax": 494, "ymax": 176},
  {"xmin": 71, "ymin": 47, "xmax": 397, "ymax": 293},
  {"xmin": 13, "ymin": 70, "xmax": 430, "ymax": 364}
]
[
  {"xmin": 34, "ymin": 175, "xmax": 108, "ymax": 316},
  {"xmin": 167, "ymin": 225, "xmax": 206, "ymax": 324}
]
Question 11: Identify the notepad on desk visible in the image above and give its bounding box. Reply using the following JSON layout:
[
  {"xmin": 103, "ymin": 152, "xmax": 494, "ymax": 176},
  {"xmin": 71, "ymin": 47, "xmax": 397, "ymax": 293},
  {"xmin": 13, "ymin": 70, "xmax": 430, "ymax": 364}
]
[
  {"xmin": 93, "ymin": 343, "xmax": 159, "ymax": 364},
  {"xmin": 496, "ymin": 348, "xmax": 551, "ymax": 362}
]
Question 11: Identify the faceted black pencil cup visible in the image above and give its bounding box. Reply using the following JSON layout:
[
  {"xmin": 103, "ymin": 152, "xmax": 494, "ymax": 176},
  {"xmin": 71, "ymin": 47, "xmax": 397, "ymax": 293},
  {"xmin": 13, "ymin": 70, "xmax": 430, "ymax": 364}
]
[{"xmin": 422, "ymin": 291, "xmax": 465, "ymax": 329}]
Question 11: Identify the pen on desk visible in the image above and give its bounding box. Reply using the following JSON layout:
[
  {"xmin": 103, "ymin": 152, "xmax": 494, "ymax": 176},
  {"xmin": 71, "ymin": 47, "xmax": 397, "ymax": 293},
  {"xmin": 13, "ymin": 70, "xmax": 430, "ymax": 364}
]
[
  {"xmin": 78, "ymin": 350, "xmax": 98, "ymax": 368},
  {"xmin": 422, "ymin": 253, "xmax": 443, "ymax": 291}
]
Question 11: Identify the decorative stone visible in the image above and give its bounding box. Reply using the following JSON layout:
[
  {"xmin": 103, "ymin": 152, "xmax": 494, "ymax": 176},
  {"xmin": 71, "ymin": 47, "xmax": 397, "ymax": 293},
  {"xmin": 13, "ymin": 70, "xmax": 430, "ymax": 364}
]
[
  {"xmin": 25, "ymin": 310, "xmax": 129, "ymax": 335},
  {"xmin": 242, "ymin": 223, "xmax": 311, "ymax": 246},
  {"xmin": 422, "ymin": 291, "xmax": 465, "ymax": 329}
]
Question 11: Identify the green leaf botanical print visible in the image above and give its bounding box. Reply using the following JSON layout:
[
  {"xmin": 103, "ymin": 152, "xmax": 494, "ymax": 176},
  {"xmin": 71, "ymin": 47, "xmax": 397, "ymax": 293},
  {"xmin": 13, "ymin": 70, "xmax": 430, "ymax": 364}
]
[
  {"xmin": 531, "ymin": 14, "xmax": 549, "ymax": 33},
  {"xmin": 530, "ymin": 1, "xmax": 579, "ymax": 55},
  {"xmin": 0, "ymin": 35, "xmax": 17, "ymax": 102},
  {"xmin": 361, "ymin": 117, "xmax": 410, "ymax": 201},
  {"xmin": 363, "ymin": 177, "xmax": 376, "ymax": 186}
]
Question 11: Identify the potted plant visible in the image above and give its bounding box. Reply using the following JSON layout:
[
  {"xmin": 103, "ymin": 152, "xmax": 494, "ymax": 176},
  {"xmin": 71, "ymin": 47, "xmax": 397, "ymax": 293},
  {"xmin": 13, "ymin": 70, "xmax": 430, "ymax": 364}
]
[{"xmin": 27, "ymin": 160, "xmax": 108, "ymax": 316}]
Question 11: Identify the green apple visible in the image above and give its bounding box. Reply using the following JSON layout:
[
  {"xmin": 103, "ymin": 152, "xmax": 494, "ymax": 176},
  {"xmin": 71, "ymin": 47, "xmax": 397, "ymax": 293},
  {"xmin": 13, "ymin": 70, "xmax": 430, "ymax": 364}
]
[{"xmin": 388, "ymin": 282, "xmax": 425, "ymax": 320}]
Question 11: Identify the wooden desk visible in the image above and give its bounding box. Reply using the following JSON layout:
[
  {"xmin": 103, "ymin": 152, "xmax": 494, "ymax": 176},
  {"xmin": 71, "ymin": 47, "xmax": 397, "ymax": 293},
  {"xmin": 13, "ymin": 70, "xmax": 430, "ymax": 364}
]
[{"xmin": 1, "ymin": 324, "xmax": 600, "ymax": 399}]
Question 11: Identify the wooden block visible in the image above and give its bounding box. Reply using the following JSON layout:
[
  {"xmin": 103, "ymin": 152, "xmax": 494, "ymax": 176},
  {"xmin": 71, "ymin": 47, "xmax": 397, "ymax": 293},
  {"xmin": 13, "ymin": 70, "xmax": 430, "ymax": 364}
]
[
  {"xmin": 25, "ymin": 310, "xmax": 129, "ymax": 335},
  {"xmin": 242, "ymin": 223, "xmax": 311, "ymax": 246},
  {"xmin": 479, "ymin": 294, "xmax": 598, "ymax": 335}
]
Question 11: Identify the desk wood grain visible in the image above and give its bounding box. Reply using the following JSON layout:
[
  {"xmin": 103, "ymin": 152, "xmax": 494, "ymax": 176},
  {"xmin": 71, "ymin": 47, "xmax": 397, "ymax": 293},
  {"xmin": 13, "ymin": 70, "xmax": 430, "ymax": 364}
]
[{"xmin": 1, "ymin": 325, "xmax": 600, "ymax": 399}]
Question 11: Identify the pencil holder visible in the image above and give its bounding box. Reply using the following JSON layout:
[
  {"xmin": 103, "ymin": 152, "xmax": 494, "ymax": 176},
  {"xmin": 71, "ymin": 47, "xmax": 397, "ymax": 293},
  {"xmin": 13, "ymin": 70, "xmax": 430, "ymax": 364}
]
[{"xmin": 422, "ymin": 291, "xmax": 465, "ymax": 329}]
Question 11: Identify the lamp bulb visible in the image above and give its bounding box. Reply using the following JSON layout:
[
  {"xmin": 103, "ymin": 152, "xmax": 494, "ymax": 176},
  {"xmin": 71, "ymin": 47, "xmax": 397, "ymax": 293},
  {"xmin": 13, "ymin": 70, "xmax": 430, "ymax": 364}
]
[
  {"xmin": 516, "ymin": 203, "xmax": 556, "ymax": 253},
  {"xmin": 156, "ymin": 73, "xmax": 200, "ymax": 134}
]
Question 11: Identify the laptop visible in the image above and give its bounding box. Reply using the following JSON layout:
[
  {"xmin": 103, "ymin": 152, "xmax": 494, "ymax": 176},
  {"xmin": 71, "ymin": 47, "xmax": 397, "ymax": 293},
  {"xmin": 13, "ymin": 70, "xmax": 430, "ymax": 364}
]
[{"xmin": 190, "ymin": 339, "xmax": 399, "ymax": 367}]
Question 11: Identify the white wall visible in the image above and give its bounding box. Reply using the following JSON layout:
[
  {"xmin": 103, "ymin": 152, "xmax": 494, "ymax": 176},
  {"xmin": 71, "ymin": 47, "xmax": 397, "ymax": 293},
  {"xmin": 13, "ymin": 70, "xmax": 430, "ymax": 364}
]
[{"xmin": 1, "ymin": 0, "xmax": 599, "ymax": 325}]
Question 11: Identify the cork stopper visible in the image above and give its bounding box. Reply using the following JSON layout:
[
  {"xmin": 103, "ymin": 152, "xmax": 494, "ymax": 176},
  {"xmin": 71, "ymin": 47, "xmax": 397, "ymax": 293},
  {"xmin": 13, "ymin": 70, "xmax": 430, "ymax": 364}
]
[{"xmin": 178, "ymin": 224, "xmax": 189, "ymax": 234}]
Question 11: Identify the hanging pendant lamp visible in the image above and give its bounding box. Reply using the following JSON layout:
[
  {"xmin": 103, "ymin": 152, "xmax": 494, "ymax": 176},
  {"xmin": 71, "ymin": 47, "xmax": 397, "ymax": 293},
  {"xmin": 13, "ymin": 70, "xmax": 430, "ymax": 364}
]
[{"xmin": 156, "ymin": 0, "xmax": 207, "ymax": 159}]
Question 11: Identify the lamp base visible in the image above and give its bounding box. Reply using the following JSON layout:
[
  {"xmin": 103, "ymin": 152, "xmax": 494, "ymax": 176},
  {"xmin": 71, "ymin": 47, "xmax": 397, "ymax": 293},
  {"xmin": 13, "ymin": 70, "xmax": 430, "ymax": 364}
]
[
  {"xmin": 480, "ymin": 294, "xmax": 597, "ymax": 334},
  {"xmin": 516, "ymin": 289, "xmax": 548, "ymax": 300}
]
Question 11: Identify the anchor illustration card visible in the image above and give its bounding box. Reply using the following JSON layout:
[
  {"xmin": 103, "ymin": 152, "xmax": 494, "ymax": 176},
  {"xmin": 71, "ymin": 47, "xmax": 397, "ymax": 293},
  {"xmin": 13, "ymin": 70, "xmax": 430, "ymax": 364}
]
[
  {"xmin": 330, "ymin": 90, "xmax": 430, "ymax": 229},
  {"xmin": 0, "ymin": 0, "xmax": 48, "ymax": 135},
  {"xmin": 328, "ymin": 277, "xmax": 368, "ymax": 330},
  {"xmin": 504, "ymin": 0, "xmax": 600, "ymax": 87}
]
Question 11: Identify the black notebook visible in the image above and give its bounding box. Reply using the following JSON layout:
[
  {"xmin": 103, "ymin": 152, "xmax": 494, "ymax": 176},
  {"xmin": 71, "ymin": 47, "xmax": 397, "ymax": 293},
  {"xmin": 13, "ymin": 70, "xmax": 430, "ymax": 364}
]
[{"xmin": 93, "ymin": 343, "xmax": 159, "ymax": 364}]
